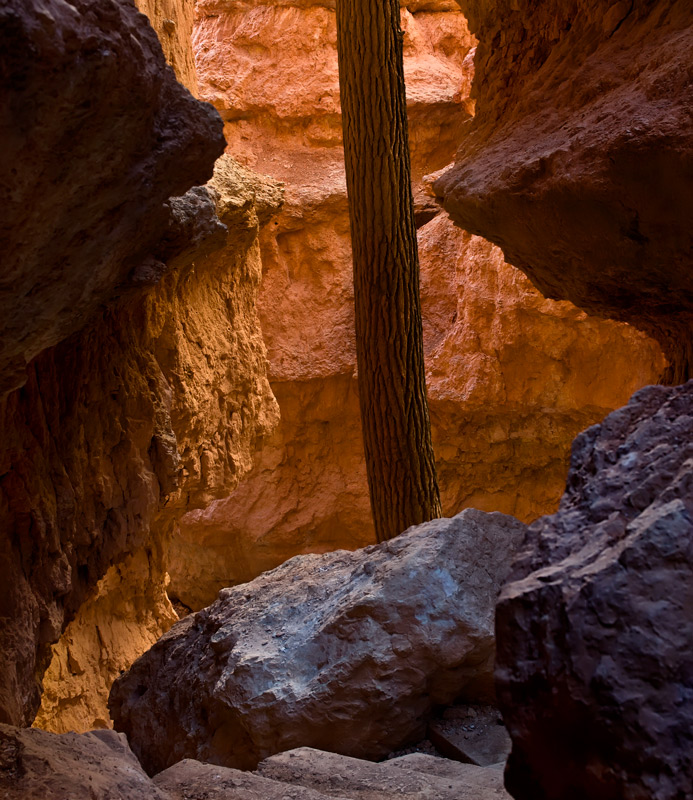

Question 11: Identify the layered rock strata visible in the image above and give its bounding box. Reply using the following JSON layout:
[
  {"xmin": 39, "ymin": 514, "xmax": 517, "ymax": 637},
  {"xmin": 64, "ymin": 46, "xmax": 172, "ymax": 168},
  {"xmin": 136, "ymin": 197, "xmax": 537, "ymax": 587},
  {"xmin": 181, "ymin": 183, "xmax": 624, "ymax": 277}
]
[
  {"xmin": 496, "ymin": 380, "xmax": 693, "ymax": 800},
  {"xmin": 110, "ymin": 509, "xmax": 526, "ymax": 773},
  {"xmin": 436, "ymin": 0, "xmax": 693, "ymax": 382},
  {"xmin": 27, "ymin": 158, "xmax": 282, "ymax": 733},
  {"xmin": 168, "ymin": 0, "xmax": 665, "ymax": 609}
]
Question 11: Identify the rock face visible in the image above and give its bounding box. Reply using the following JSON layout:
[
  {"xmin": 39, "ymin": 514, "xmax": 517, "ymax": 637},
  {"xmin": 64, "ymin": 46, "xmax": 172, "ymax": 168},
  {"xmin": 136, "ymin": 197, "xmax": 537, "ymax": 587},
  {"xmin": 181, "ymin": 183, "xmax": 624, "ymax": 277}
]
[
  {"xmin": 32, "ymin": 550, "xmax": 178, "ymax": 733},
  {"xmin": 0, "ymin": 724, "xmax": 168, "ymax": 800},
  {"xmin": 134, "ymin": 0, "xmax": 198, "ymax": 94},
  {"xmin": 110, "ymin": 508, "xmax": 526, "ymax": 774},
  {"xmin": 23, "ymin": 158, "xmax": 282, "ymax": 733},
  {"xmin": 436, "ymin": 0, "xmax": 693, "ymax": 381},
  {"xmin": 0, "ymin": 0, "xmax": 286, "ymax": 730},
  {"xmin": 495, "ymin": 381, "xmax": 693, "ymax": 800},
  {"xmin": 0, "ymin": 0, "xmax": 224, "ymax": 397},
  {"xmin": 168, "ymin": 0, "xmax": 664, "ymax": 610}
]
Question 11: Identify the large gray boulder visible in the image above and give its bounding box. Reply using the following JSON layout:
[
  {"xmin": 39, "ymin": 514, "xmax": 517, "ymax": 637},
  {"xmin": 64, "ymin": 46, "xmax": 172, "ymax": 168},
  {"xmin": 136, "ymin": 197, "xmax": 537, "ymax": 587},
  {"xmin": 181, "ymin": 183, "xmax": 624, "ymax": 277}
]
[
  {"xmin": 496, "ymin": 381, "xmax": 693, "ymax": 800},
  {"xmin": 110, "ymin": 508, "xmax": 526, "ymax": 774}
]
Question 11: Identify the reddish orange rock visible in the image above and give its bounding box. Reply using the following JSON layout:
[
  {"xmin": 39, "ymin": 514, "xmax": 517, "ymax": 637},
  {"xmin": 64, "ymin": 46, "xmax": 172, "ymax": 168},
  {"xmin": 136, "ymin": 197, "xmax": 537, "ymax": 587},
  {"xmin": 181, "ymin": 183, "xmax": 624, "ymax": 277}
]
[{"xmin": 167, "ymin": 0, "xmax": 664, "ymax": 610}]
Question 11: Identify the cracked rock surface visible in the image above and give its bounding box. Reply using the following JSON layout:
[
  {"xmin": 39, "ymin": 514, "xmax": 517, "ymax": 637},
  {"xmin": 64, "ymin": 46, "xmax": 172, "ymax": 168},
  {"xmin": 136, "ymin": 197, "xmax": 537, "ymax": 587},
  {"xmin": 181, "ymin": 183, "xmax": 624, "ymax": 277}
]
[
  {"xmin": 110, "ymin": 509, "xmax": 525, "ymax": 774},
  {"xmin": 496, "ymin": 380, "xmax": 693, "ymax": 800}
]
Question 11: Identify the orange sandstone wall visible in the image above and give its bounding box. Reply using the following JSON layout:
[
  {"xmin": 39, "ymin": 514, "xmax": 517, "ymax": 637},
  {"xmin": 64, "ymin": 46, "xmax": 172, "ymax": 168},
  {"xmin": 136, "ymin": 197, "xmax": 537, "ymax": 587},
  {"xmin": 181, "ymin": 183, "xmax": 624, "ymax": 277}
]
[
  {"xmin": 134, "ymin": 0, "xmax": 199, "ymax": 94},
  {"xmin": 26, "ymin": 5, "xmax": 281, "ymax": 732},
  {"xmin": 167, "ymin": 0, "xmax": 664, "ymax": 610}
]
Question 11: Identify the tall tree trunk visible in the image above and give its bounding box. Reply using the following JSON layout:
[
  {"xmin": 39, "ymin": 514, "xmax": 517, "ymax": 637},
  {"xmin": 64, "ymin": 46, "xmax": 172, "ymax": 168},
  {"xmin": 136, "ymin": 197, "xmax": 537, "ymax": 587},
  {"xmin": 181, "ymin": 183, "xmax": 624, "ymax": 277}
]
[{"xmin": 336, "ymin": 0, "xmax": 442, "ymax": 542}]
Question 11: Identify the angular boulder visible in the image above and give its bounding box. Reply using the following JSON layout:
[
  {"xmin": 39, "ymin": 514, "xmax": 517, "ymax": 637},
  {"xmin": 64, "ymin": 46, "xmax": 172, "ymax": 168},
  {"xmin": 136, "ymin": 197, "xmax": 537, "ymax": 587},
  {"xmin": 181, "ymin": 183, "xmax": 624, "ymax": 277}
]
[
  {"xmin": 0, "ymin": 723, "xmax": 167, "ymax": 799},
  {"xmin": 0, "ymin": 0, "xmax": 225, "ymax": 397},
  {"xmin": 110, "ymin": 508, "xmax": 526, "ymax": 774},
  {"xmin": 496, "ymin": 381, "xmax": 693, "ymax": 800},
  {"xmin": 436, "ymin": 0, "xmax": 693, "ymax": 379}
]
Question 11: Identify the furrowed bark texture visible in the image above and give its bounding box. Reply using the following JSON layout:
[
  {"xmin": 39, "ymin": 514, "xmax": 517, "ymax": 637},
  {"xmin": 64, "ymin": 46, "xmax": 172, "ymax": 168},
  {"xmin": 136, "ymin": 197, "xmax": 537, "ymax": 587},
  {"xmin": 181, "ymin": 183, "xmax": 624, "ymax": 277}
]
[{"xmin": 336, "ymin": 0, "xmax": 442, "ymax": 542}]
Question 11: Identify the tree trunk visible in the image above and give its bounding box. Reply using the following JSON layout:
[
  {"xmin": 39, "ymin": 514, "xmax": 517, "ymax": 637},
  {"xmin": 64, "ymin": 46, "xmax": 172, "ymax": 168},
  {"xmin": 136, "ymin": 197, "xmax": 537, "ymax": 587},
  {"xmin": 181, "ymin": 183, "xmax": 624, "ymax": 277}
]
[{"xmin": 336, "ymin": 0, "xmax": 442, "ymax": 542}]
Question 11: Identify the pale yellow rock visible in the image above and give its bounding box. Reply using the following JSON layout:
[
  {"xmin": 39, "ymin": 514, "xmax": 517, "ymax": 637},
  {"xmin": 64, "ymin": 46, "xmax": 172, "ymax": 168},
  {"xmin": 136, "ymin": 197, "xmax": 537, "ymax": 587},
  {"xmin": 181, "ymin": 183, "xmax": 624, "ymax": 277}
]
[
  {"xmin": 33, "ymin": 549, "xmax": 176, "ymax": 734},
  {"xmin": 35, "ymin": 157, "xmax": 283, "ymax": 730}
]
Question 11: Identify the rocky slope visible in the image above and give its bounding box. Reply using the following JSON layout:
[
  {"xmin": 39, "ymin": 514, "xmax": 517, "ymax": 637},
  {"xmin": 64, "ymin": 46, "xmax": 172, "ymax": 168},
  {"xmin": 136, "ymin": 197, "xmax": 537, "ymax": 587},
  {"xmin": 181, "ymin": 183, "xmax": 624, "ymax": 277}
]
[
  {"xmin": 496, "ymin": 380, "xmax": 693, "ymax": 800},
  {"xmin": 168, "ymin": 0, "xmax": 665, "ymax": 610},
  {"xmin": 436, "ymin": 0, "xmax": 693, "ymax": 382},
  {"xmin": 0, "ymin": 0, "xmax": 281, "ymax": 732}
]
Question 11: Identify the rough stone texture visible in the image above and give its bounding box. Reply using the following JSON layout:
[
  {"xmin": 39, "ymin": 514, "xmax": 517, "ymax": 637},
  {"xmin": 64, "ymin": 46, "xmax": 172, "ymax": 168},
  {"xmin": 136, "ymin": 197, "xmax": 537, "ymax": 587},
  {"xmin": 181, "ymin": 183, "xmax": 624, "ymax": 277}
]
[
  {"xmin": 0, "ymin": 0, "xmax": 224, "ymax": 398},
  {"xmin": 135, "ymin": 0, "xmax": 198, "ymax": 94},
  {"xmin": 2, "ymin": 157, "xmax": 281, "ymax": 730},
  {"xmin": 33, "ymin": 549, "xmax": 177, "ymax": 733},
  {"xmin": 155, "ymin": 758, "xmax": 338, "ymax": 800},
  {"xmin": 0, "ymin": 731, "xmax": 507, "ymax": 800},
  {"xmin": 169, "ymin": 0, "xmax": 664, "ymax": 609},
  {"xmin": 389, "ymin": 751, "xmax": 504, "ymax": 778},
  {"xmin": 428, "ymin": 705, "xmax": 511, "ymax": 767},
  {"xmin": 0, "ymin": 724, "xmax": 168, "ymax": 800},
  {"xmin": 258, "ymin": 747, "xmax": 511, "ymax": 799},
  {"xmin": 495, "ymin": 380, "xmax": 693, "ymax": 800},
  {"xmin": 435, "ymin": 0, "xmax": 693, "ymax": 381},
  {"xmin": 110, "ymin": 509, "xmax": 526, "ymax": 773}
]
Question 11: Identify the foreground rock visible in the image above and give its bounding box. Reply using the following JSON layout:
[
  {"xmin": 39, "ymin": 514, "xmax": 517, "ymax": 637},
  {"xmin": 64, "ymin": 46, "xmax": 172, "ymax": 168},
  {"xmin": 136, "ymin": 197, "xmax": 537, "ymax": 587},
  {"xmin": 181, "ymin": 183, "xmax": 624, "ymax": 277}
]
[
  {"xmin": 496, "ymin": 381, "xmax": 693, "ymax": 799},
  {"xmin": 155, "ymin": 759, "xmax": 336, "ymax": 800},
  {"xmin": 0, "ymin": 728, "xmax": 508, "ymax": 800},
  {"xmin": 0, "ymin": 724, "xmax": 168, "ymax": 799},
  {"xmin": 110, "ymin": 509, "xmax": 525, "ymax": 773},
  {"xmin": 258, "ymin": 747, "xmax": 510, "ymax": 799},
  {"xmin": 436, "ymin": 0, "xmax": 693, "ymax": 379}
]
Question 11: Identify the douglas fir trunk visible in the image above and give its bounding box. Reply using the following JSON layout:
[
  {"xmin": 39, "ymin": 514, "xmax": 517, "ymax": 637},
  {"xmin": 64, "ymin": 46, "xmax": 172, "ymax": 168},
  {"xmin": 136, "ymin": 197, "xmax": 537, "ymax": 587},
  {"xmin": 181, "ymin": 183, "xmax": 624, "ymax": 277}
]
[{"xmin": 336, "ymin": 0, "xmax": 442, "ymax": 541}]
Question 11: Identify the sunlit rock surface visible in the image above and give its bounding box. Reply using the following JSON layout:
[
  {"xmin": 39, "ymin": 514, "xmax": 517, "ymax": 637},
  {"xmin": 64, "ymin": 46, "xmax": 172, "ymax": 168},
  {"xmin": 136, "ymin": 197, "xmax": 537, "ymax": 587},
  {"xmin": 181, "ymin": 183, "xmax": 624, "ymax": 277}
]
[
  {"xmin": 436, "ymin": 0, "xmax": 693, "ymax": 381},
  {"xmin": 135, "ymin": 0, "xmax": 199, "ymax": 94},
  {"xmin": 496, "ymin": 380, "xmax": 693, "ymax": 800},
  {"xmin": 111, "ymin": 509, "xmax": 526, "ymax": 774},
  {"xmin": 28, "ymin": 157, "xmax": 282, "ymax": 733}
]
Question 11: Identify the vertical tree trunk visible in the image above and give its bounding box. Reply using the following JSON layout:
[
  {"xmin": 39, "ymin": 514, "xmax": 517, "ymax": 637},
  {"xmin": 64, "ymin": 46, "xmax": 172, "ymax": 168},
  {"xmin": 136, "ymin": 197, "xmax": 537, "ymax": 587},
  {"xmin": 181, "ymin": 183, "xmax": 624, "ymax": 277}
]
[{"xmin": 336, "ymin": 0, "xmax": 442, "ymax": 542}]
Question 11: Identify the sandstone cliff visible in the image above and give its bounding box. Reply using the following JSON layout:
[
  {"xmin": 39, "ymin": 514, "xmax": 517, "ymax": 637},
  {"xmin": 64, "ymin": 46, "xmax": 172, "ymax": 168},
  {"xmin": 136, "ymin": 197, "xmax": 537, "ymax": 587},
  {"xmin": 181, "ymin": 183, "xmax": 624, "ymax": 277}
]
[
  {"xmin": 436, "ymin": 0, "xmax": 693, "ymax": 382},
  {"xmin": 31, "ymin": 159, "xmax": 282, "ymax": 734},
  {"xmin": 0, "ymin": 0, "xmax": 281, "ymax": 731},
  {"xmin": 169, "ymin": 0, "xmax": 664, "ymax": 609}
]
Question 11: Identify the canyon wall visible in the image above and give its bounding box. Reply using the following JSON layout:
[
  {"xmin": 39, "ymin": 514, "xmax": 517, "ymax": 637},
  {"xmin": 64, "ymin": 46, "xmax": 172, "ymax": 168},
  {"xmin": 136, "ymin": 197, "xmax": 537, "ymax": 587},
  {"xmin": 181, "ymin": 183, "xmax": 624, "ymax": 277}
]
[
  {"xmin": 32, "ymin": 159, "xmax": 283, "ymax": 734},
  {"xmin": 168, "ymin": 0, "xmax": 665, "ymax": 610},
  {"xmin": 1, "ymin": 0, "xmax": 282, "ymax": 732},
  {"xmin": 436, "ymin": 0, "xmax": 693, "ymax": 382}
]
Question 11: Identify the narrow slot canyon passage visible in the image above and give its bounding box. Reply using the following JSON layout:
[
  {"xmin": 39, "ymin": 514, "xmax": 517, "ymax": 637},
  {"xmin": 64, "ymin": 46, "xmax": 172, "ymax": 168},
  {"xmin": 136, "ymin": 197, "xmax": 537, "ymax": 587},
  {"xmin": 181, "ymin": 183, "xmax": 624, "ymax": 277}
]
[{"xmin": 1, "ymin": 1, "xmax": 692, "ymax": 798}]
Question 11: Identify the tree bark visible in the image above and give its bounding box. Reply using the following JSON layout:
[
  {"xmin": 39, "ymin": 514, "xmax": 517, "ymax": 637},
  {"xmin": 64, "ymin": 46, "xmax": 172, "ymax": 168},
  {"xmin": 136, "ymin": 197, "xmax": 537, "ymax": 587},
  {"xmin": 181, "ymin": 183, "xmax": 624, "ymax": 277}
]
[{"xmin": 336, "ymin": 0, "xmax": 442, "ymax": 542}]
